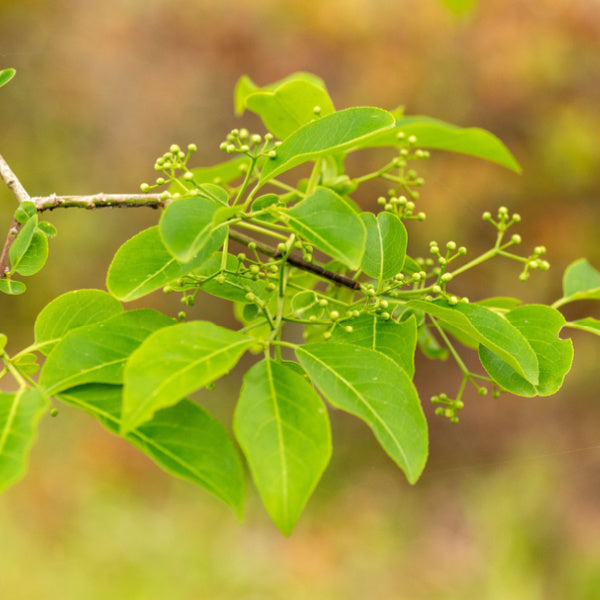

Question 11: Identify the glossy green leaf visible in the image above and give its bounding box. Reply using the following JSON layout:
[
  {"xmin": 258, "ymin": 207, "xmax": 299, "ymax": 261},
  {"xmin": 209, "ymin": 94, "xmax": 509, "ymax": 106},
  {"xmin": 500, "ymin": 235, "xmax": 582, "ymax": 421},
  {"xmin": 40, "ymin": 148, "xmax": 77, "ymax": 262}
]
[
  {"xmin": 0, "ymin": 68, "xmax": 16, "ymax": 88},
  {"xmin": 8, "ymin": 214, "xmax": 37, "ymax": 270},
  {"xmin": 0, "ymin": 278, "xmax": 26, "ymax": 295},
  {"xmin": 365, "ymin": 116, "xmax": 521, "ymax": 173},
  {"xmin": 11, "ymin": 230, "xmax": 48, "ymax": 276},
  {"xmin": 330, "ymin": 314, "xmax": 418, "ymax": 377},
  {"xmin": 58, "ymin": 384, "xmax": 244, "ymax": 516},
  {"xmin": 561, "ymin": 258, "xmax": 600, "ymax": 302},
  {"xmin": 107, "ymin": 226, "xmax": 213, "ymax": 301},
  {"xmin": 296, "ymin": 343, "xmax": 428, "ymax": 483},
  {"xmin": 159, "ymin": 196, "xmax": 227, "ymax": 262},
  {"xmin": 122, "ymin": 321, "xmax": 253, "ymax": 432},
  {"xmin": 476, "ymin": 297, "xmax": 522, "ymax": 311},
  {"xmin": 286, "ymin": 187, "xmax": 366, "ymax": 270},
  {"xmin": 566, "ymin": 317, "xmax": 600, "ymax": 337},
  {"xmin": 234, "ymin": 360, "xmax": 331, "ymax": 535},
  {"xmin": 0, "ymin": 388, "xmax": 47, "ymax": 493},
  {"xmin": 259, "ymin": 107, "xmax": 396, "ymax": 184},
  {"xmin": 235, "ymin": 72, "xmax": 328, "ymax": 116},
  {"xmin": 479, "ymin": 305, "xmax": 573, "ymax": 396},
  {"xmin": 39, "ymin": 309, "xmax": 174, "ymax": 395},
  {"xmin": 35, "ymin": 289, "xmax": 123, "ymax": 355},
  {"xmin": 408, "ymin": 299, "xmax": 539, "ymax": 384},
  {"xmin": 245, "ymin": 79, "xmax": 335, "ymax": 139},
  {"xmin": 360, "ymin": 212, "xmax": 407, "ymax": 281}
]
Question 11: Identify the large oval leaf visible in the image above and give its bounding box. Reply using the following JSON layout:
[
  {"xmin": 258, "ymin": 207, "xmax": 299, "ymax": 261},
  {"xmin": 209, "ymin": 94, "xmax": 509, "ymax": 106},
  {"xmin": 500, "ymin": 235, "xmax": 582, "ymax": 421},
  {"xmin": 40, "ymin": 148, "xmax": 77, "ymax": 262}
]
[
  {"xmin": 122, "ymin": 321, "xmax": 253, "ymax": 433},
  {"xmin": 479, "ymin": 305, "xmax": 573, "ymax": 396},
  {"xmin": 364, "ymin": 116, "xmax": 522, "ymax": 173},
  {"xmin": 408, "ymin": 299, "xmax": 539, "ymax": 384},
  {"xmin": 11, "ymin": 229, "xmax": 48, "ymax": 276},
  {"xmin": 234, "ymin": 359, "xmax": 331, "ymax": 535},
  {"xmin": 159, "ymin": 195, "xmax": 227, "ymax": 263},
  {"xmin": 561, "ymin": 258, "xmax": 600, "ymax": 303},
  {"xmin": 259, "ymin": 107, "xmax": 395, "ymax": 184},
  {"xmin": 106, "ymin": 226, "xmax": 213, "ymax": 301},
  {"xmin": 330, "ymin": 314, "xmax": 418, "ymax": 377},
  {"xmin": 360, "ymin": 212, "xmax": 407, "ymax": 281},
  {"xmin": 34, "ymin": 289, "xmax": 123, "ymax": 355},
  {"xmin": 8, "ymin": 214, "xmax": 37, "ymax": 271},
  {"xmin": 0, "ymin": 389, "xmax": 47, "ymax": 493},
  {"xmin": 296, "ymin": 343, "xmax": 428, "ymax": 483},
  {"xmin": 286, "ymin": 187, "xmax": 366, "ymax": 270},
  {"xmin": 245, "ymin": 79, "xmax": 335, "ymax": 139},
  {"xmin": 57, "ymin": 384, "xmax": 244, "ymax": 516},
  {"xmin": 39, "ymin": 309, "xmax": 174, "ymax": 395}
]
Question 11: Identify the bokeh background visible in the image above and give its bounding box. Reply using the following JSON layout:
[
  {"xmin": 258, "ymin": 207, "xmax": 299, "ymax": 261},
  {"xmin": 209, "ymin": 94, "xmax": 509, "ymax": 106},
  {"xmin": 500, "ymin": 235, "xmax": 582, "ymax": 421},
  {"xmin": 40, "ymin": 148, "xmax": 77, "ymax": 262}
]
[{"xmin": 1, "ymin": 0, "xmax": 600, "ymax": 598}]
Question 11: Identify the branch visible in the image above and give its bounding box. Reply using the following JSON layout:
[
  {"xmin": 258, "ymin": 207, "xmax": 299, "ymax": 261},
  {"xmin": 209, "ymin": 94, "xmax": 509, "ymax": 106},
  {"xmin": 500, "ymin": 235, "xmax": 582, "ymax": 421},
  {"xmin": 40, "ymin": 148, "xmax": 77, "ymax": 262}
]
[{"xmin": 0, "ymin": 155, "xmax": 360, "ymax": 290}]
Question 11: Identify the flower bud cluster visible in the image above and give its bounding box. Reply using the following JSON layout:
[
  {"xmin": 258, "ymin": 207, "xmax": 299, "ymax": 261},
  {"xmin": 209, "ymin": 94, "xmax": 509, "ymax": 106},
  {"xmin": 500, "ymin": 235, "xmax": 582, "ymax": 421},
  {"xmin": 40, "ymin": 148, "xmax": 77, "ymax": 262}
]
[
  {"xmin": 431, "ymin": 393, "xmax": 464, "ymax": 424},
  {"xmin": 219, "ymin": 129, "xmax": 280, "ymax": 158},
  {"xmin": 140, "ymin": 143, "xmax": 198, "ymax": 193},
  {"xmin": 518, "ymin": 245, "xmax": 550, "ymax": 281}
]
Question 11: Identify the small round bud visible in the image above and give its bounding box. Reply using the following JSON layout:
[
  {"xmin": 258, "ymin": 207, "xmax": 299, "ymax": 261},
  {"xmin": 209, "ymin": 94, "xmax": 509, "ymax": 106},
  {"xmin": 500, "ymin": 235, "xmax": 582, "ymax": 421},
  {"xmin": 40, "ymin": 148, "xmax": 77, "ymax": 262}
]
[
  {"xmin": 396, "ymin": 131, "xmax": 406, "ymax": 140},
  {"xmin": 323, "ymin": 331, "xmax": 332, "ymax": 340},
  {"xmin": 377, "ymin": 197, "xmax": 386, "ymax": 206},
  {"xmin": 249, "ymin": 265, "xmax": 260, "ymax": 274},
  {"xmin": 330, "ymin": 310, "xmax": 340, "ymax": 320},
  {"xmin": 458, "ymin": 246, "xmax": 467, "ymax": 255},
  {"xmin": 344, "ymin": 325, "xmax": 353, "ymax": 333},
  {"xmin": 381, "ymin": 312, "xmax": 390, "ymax": 320},
  {"xmin": 266, "ymin": 282, "xmax": 277, "ymax": 291},
  {"xmin": 519, "ymin": 272, "xmax": 529, "ymax": 281},
  {"xmin": 140, "ymin": 183, "xmax": 151, "ymax": 193},
  {"xmin": 170, "ymin": 144, "xmax": 181, "ymax": 153},
  {"xmin": 482, "ymin": 211, "xmax": 492, "ymax": 221},
  {"xmin": 534, "ymin": 246, "xmax": 546, "ymax": 255},
  {"xmin": 432, "ymin": 285, "xmax": 442, "ymax": 294},
  {"xmin": 226, "ymin": 144, "xmax": 236, "ymax": 154},
  {"xmin": 512, "ymin": 213, "xmax": 521, "ymax": 223},
  {"xmin": 408, "ymin": 135, "xmax": 417, "ymax": 144},
  {"xmin": 245, "ymin": 292, "xmax": 255, "ymax": 302},
  {"xmin": 216, "ymin": 274, "xmax": 226, "ymax": 284},
  {"xmin": 319, "ymin": 299, "xmax": 328, "ymax": 307},
  {"xmin": 183, "ymin": 172, "xmax": 194, "ymax": 181},
  {"xmin": 277, "ymin": 243, "xmax": 287, "ymax": 253},
  {"xmin": 250, "ymin": 134, "xmax": 262, "ymax": 144},
  {"xmin": 511, "ymin": 234, "xmax": 522, "ymax": 244},
  {"xmin": 449, "ymin": 296, "xmax": 459, "ymax": 305},
  {"xmin": 50, "ymin": 407, "xmax": 59, "ymax": 417},
  {"xmin": 446, "ymin": 241, "xmax": 457, "ymax": 251},
  {"xmin": 441, "ymin": 273, "xmax": 453, "ymax": 282},
  {"xmin": 417, "ymin": 212, "xmax": 427, "ymax": 221},
  {"xmin": 188, "ymin": 143, "xmax": 197, "ymax": 152},
  {"xmin": 313, "ymin": 106, "xmax": 321, "ymax": 116},
  {"xmin": 267, "ymin": 150, "xmax": 277, "ymax": 158},
  {"xmin": 178, "ymin": 311, "xmax": 186, "ymax": 321},
  {"xmin": 239, "ymin": 128, "xmax": 249, "ymax": 140},
  {"xmin": 477, "ymin": 388, "xmax": 487, "ymax": 396}
]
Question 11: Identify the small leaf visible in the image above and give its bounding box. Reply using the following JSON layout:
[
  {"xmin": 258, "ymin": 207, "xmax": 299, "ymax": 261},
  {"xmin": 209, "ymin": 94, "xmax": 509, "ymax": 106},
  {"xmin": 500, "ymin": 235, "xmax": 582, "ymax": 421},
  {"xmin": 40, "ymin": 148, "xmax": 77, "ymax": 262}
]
[
  {"xmin": 34, "ymin": 289, "xmax": 123, "ymax": 355},
  {"xmin": 245, "ymin": 79, "xmax": 335, "ymax": 139},
  {"xmin": 122, "ymin": 321, "xmax": 253, "ymax": 432},
  {"xmin": 0, "ymin": 278, "xmax": 26, "ymax": 295},
  {"xmin": 365, "ymin": 116, "xmax": 521, "ymax": 173},
  {"xmin": 479, "ymin": 305, "xmax": 573, "ymax": 396},
  {"xmin": 37, "ymin": 221, "xmax": 58, "ymax": 238},
  {"xmin": 9, "ymin": 214, "xmax": 37, "ymax": 270},
  {"xmin": 159, "ymin": 196, "xmax": 227, "ymax": 262},
  {"xmin": 286, "ymin": 187, "xmax": 366, "ymax": 270},
  {"xmin": 12, "ymin": 353, "xmax": 40, "ymax": 376},
  {"xmin": 291, "ymin": 290, "xmax": 324, "ymax": 320},
  {"xmin": 11, "ymin": 230, "xmax": 48, "ymax": 276},
  {"xmin": 296, "ymin": 343, "xmax": 428, "ymax": 483},
  {"xmin": 0, "ymin": 388, "xmax": 47, "ymax": 493},
  {"xmin": 567, "ymin": 317, "xmax": 600, "ymax": 336},
  {"xmin": 330, "ymin": 314, "xmax": 418, "ymax": 377},
  {"xmin": 0, "ymin": 68, "xmax": 16, "ymax": 88},
  {"xmin": 235, "ymin": 72, "xmax": 328, "ymax": 116},
  {"xmin": 106, "ymin": 226, "xmax": 213, "ymax": 301},
  {"xmin": 360, "ymin": 212, "xmax": 407, "ymax": 281},
  {"xmin": 39, "ymin": 309, "xmax": 174, "ymax": 395},
  {"xmin": 234, "ymin": 360, "xmax": 331, "ymax": 535},
  {"xmin": 57, "ymin": 384, "xmax": 244, "ymax": 516},
  {"xmin": 561, "ymin": 258, "xmax": 600, "ymax": 302},
  {"xmin": 409, "ymin": 299, "xmax": 539, "ymax": 384},
  {"xmin": 259, "ymin": 107, "xmax": 396, "ymax": 184}
]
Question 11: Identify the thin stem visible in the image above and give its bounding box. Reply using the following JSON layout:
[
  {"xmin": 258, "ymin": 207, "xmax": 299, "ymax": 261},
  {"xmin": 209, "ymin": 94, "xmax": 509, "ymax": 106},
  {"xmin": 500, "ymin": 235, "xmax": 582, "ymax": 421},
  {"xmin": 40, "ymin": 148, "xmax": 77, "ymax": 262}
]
[{"xmin": 0, "ymin": 153, "xmax": 31, "ymax": 204}]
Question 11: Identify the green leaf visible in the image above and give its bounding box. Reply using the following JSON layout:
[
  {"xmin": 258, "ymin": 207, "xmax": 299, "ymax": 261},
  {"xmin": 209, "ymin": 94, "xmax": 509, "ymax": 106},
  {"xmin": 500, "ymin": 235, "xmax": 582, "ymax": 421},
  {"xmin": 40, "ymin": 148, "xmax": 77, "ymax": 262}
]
[
  {"xmin": 286, "ymin": 187, "xmax": 366, "ymax": 270},
  {"xmin": 438, "ymin": 0, "xmax": 478, "ymax": 16},
  {"xmin": 57, "ymin": 384, "xmax": 244, "ymax": 516},
  {"xmin": 330, "ymin": 314, "xmax": 418, "ymax": 377},
  {"xmin": 245, "ymin": 79, "xmax": 335, "ymax": 139},
  {"xmin": 9, "ymin": 214, "xmax": 37, "ymax": 271},
  {"xmin": 11, "ymin": 230, "xmax": 48, "ymax": 276},
  {"xmin": 12, "ymin": 353, "xmax": 40, "ymax": 376},
  {"xmin": 159, "ymin": 196, "xmax": 227, "ymax": 263},
  {"xmin": 34, "ymin": 289, "xmax": 124, "ymax": 355},
  {"xmin": 37, "ymin": 221, "xmax": 57, "ymax": 238},
  {"xmin": 0, "ymin": 68, "xmax": 16, "ymax": 88},
  {"xmin": 561, "ymin": 258, "xmax": 600, "ymax": 302},
  {"xmin": 476, "ymin": 297, "xmax": 522, "ymax": 311},
  {"xmin": 296, "ymin": 343, "xmax": 428, "ymax": 483},
  {"xmin": 0, "ymin": 388, "xmax": 47, "ymax": 493},
  {"xmin": 408, "ymin": 299, "xmax": 539, "ymax": 384},
  {"xmin": 365, "ymin": 116, "xmax": 521, "ymax": 173},
  {"xmin": 122, "ymin": 321, "xmax": 253, "ymax": 433},
  {"xmin": 291, "ymin": 290, "xmax": 324, "ymax": 320},
  {"xmin": 0, "ymin": 278, "xmax": 26, "ymax": 295},
  {"xmin": 106, "ymin": 226, "xmax": 213, "ymax": 301},
  {"xmin": 234, "ymin": 359, "xmax": 331, "ymax": 535},
  {"xmin": 235, "ymin": 72, "xmax": 328, "ymax": 116},
  {"xmin": 39, "ymin": 309, "xmax": 174, "ymax": 395},
  {"xmin": 360, "ymin": 212, "xmax": 407, "ymax": 281},
  {"xmin": 567, "ymin": 317, "xmax": 600, "ymax": 337},
  {"xmin": 418, "ymin": 327, "xmax": 449, "ymax": 360},
  {"xmin": 259, "ymin": 107, "xmax": 396, "ymax": 184},
  {"xmin": 479, "ymin": 305, "xmax": 573, "ymax": 396}
]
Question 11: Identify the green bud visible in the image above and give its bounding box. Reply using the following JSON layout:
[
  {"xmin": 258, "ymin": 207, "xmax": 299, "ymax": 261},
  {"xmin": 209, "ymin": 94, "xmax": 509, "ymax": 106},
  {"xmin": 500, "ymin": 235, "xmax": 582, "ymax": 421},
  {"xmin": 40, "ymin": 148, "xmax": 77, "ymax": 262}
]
[
  {"xmin": 446, "ymin": 241, "xmax": 457, "ymax": 251},
  {"xmin": 323, "ymin": 331, "xmax": 332, "ymax": 340},
  {"xmin": 140, "ymin": 183, "xmax": 151, "ymax": 192},
  {"xmin": 170, "ymin": 144, "xmax": 181, "ymax": 153},
  {"xmin": 344, "ymin": 325, "xmax": 353, "ymax": 333},
  {"xmin": 330, "ymin": 310, "xmax": 340, "ymax": 320},
  {"xmin": 188, "ymin": 143, "xmax": 197, "ymax": 152},
  {"xmin": 245, "ymin": 292, "xmax": 255, "ymax": 302},
  {"xmin": 216, "ymin": 274, "xmax": 226, "ymax": 284},
  {"xmin": 511, "ymin": 234, "xmax": 522, "ymax": 244},
  {"xmin": 183, "ymin": 172, "xmax": 194, "ymax": 181}
]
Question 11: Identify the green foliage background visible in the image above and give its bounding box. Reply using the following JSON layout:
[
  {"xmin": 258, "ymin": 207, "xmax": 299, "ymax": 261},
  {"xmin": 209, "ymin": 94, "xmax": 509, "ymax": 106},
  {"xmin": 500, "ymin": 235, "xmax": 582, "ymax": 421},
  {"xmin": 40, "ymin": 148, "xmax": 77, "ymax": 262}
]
[{"xmin": 1, "ymin": 0, "xmax": 599, "ymax": 597}]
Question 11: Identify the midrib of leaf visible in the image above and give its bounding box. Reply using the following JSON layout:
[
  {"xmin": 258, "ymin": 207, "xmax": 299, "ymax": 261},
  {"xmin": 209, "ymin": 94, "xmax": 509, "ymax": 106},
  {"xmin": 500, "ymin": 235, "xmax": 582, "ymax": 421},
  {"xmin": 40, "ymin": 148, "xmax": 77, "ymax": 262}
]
[
  {"xmin": 302, "ymin": 350, "xmax": 411, "ymax": 477},
  {"xmin": 0, "ymin": 391, "xmax": 20, "ymax": 456},
  {"xmin": 266, "ymin": 358, "xmax": 289, "ymax": 522},
  {"xmin": 125, "ymin": 338, "xmax": 250, "ymax": 427},
  {"xmin": 374, "ymin": 218, "xmax": 385, "ymax": 282},
  {"xmin": 287, "ymin": 214, "xmax": 350, "ymax": 263}
]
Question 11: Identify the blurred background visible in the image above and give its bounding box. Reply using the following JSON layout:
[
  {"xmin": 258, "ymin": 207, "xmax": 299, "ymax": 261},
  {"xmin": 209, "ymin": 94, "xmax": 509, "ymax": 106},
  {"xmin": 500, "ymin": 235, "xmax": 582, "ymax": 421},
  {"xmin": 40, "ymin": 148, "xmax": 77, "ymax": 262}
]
[{"xmin": 1, "ymin": 0, "xmax": 600, "ymax": 597}]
